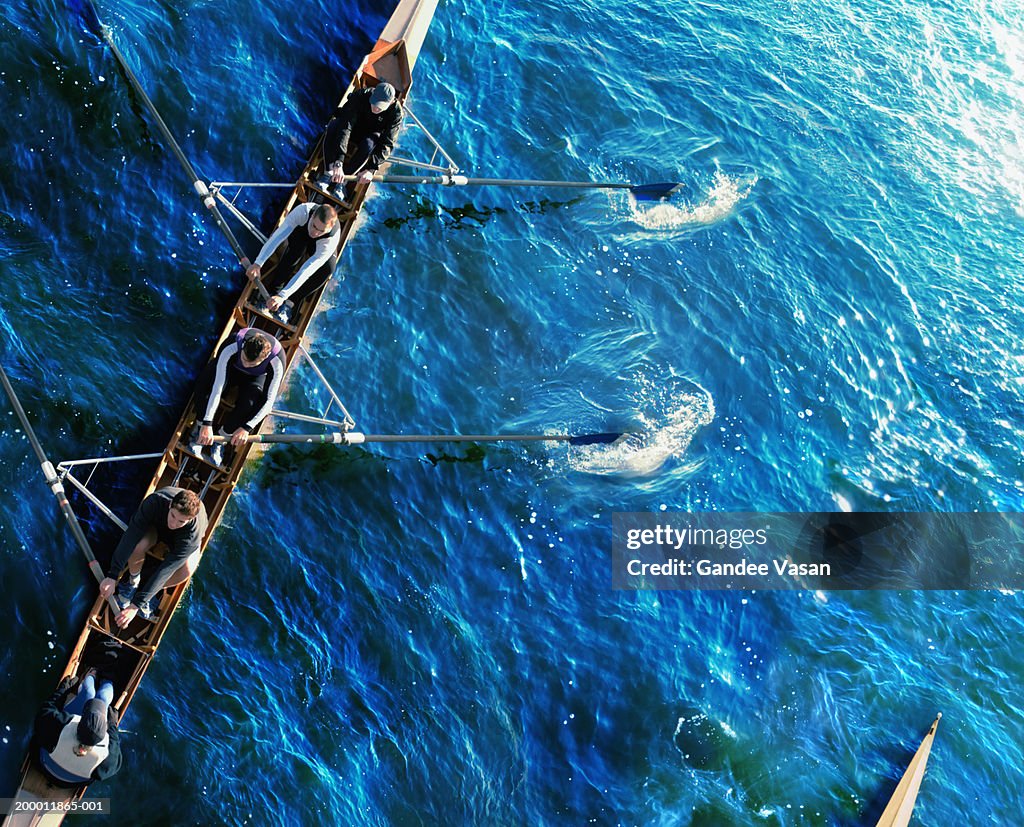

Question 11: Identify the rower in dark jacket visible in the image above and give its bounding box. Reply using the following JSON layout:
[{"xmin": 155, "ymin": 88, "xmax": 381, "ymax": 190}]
[
  {"xmin": 99, "ymin": 487, "xmax": 208, "ymax": 627},
  {"xmin": 324, "ymin": 81, "xmax": 403, "ymax": 202},
  {"xmin": 33, "ymin": 672, "xmax": 122, "ymax": 786}
]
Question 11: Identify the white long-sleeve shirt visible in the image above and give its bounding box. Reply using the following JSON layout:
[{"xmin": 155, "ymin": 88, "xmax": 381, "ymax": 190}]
[
  {"xmin": 203, "ymin": 335, "xmax": 285, "ymax": 431},
  {"xmin": 254, "ymin": 202, "xmax": 341, "ymax": 301}
]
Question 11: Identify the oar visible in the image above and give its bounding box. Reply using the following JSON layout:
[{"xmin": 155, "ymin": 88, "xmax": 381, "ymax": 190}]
[
  {"xmin": 345, "ymin": 173, "xmax": 683, "ymax": 202},
  {"xmin": 0, "ymin": 366, "xmax": 121, "ymax": 615},
  {"xmin": 212, "ymin": 430, "xmax": 626, "ymax": 447},
  {"xmin": 71, "ymin": 0, "xmax": 265, "ymax": 292}
]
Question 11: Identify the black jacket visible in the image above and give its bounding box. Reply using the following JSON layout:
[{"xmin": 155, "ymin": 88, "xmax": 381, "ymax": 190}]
[
  {"xmin": 105, "ymin": 487, "xmax": 208, "ymax": 605},
  {"xmin": 326, "ymin": 87, "xmax": 404, "ymax": 172},
  {"xmin": 33, "ymin": 677, "xmax": 123, "ymax": 784}
]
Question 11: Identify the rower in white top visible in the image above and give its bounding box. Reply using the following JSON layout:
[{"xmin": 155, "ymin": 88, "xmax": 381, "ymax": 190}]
[
  {"xmin": 189, "ymin": 328, "xmax": 286, "ymax": 467},
  {"xmin": 244, "ymin": 202, "xmax": 339, "ymax": 324}
]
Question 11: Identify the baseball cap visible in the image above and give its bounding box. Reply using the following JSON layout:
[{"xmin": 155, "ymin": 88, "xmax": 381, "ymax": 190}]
[{"xmin": 370, "ymin": 82, "xmax": 396, "ymax": 108}]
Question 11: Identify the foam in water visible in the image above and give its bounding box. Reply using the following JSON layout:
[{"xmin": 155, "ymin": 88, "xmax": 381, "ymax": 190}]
[
  {"xmin": 628, "ymin": 172, "xmax": 757, "ymax": 231},
  {"xmin": 569, "ymin": 376, "xmax": 715, "ymax": 476},
  {"xmin": 834, "ymin": 493, "xmax": 854, "ymax": 512}
]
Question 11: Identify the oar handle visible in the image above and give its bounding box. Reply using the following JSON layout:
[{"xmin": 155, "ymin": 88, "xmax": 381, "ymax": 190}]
[{"xmin": 250, "ymin": 275, "xmax": 271, "ymax": 302}]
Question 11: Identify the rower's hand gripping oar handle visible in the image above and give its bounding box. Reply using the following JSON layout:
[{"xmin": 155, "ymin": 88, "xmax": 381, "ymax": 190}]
[{"xmin": 240, "ymin": 257, "xmax": 271, "ymax": 302}]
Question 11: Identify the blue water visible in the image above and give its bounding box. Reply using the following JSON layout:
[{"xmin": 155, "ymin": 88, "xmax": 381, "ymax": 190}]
[{"xmin": 2, "ymin": 0, "xmax": 1024, "ymax": 824}]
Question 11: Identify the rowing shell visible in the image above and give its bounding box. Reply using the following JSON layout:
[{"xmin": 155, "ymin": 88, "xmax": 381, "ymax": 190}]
[
  {"xmin": 875, "ymin": 713, "xmax": 941, "ymax": 827},
  {"xmin": 1, "ymin": 0, "xmax": 438, "ymax": 822}
]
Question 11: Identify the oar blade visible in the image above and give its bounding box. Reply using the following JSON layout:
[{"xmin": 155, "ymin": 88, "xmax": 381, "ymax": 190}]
[
  {"xmin": 68, "ymin": 0, "xmax": 104, "ymax": 39},
  {"xmin": 568, "ymin": 432, "xmax": 626, "ymax": 446},
  {"xmin": 630, "ymin": 182, "xmax": 684, "ymax": 201}
]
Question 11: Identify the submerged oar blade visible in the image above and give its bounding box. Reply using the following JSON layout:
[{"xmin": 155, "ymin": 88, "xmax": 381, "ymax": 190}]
[
  {"xmin": 630, "ymin": 182, "xmax": 684, "ymax": 201},
  {"xmin": 68, "ymin": 0, "xmax": 104, "ymax": 38},
  {"xmin": 568, "ymin": 432, "xmax": 626, "ymax": 446}
]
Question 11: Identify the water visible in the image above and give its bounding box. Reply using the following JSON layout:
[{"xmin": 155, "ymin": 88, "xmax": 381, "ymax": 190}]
[{"xmin": 2, "ymin": 0, "xmax": 1024, "ymax": 824}]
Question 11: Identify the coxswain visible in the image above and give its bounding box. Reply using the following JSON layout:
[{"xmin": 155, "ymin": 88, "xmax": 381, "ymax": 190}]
[{"xmin": 33, "ymin": 670, "xmax": 122, "ymax": 785}]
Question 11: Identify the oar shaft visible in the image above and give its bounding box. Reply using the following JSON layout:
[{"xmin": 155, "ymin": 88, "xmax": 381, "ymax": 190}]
[
  {"xmin": 1, "ymin": 366, "xmax": 52, "ymax": 469},
  {"xmin": 99, "ymin": 25, "xmax": 249, "ymax": 263},
  {"xmin": 214, "ymin": 432, "xmax": 575, "ymax": 445},
  {"xmin": 215, "ymin": 429, "xmax": 625, "ymax": 446},
  {"xmin": 346, "ymin": 432, "xmax": 623, "ymax": 446},
  {"xmin": 0, "ymin": 367, "xmax": 118, "ymax": 609},
  {"xmin": 355, "ymin": 173, "xmax": 635, "ymax": 191},
  {"xmin": 357, "ymin": 433, "xmax": 573, "ymax": 443}
]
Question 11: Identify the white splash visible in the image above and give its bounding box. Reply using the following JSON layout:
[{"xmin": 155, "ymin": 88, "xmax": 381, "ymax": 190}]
[
  {"xmin": 630, "ymin": 172, "xmax": 756, "ymax": 230},
  {"xmin": 570, "ymin": 380, "xmax": 715, "ymax": 476}
]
